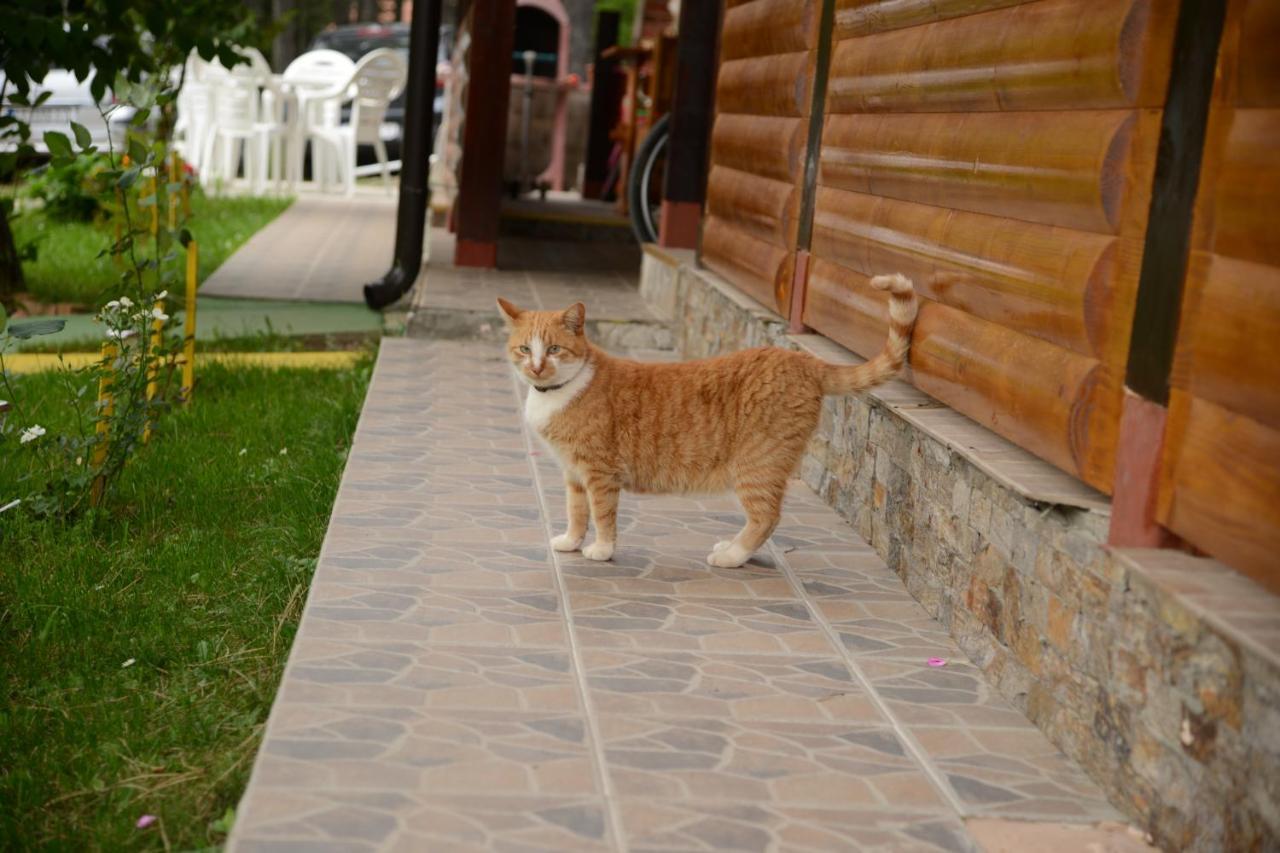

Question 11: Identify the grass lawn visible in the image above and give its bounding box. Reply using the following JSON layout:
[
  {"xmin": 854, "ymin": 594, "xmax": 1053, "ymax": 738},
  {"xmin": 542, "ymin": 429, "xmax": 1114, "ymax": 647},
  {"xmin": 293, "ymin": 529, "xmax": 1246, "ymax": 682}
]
[
  {"xmin": 0, "ymin": 355, "xmax": 373, "ymax": 849},
  {"xmin": 11, "ymin": 193, "xmax": 293, "ymax": 307}
]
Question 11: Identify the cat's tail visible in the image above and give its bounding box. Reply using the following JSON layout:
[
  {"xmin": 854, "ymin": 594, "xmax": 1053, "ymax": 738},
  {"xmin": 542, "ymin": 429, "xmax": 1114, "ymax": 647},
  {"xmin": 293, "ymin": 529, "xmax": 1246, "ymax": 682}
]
[{"xmin": 819, "ymin": 273, "xmax": 918, "ymax": 395}]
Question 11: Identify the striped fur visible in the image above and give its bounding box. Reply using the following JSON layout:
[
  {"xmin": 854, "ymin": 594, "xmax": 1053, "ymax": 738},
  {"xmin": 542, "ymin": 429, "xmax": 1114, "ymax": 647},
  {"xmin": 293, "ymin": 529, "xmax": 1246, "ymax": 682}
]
[{"xmin": 498, "ymin": 274, "xmax": 918, "ymax": 568}]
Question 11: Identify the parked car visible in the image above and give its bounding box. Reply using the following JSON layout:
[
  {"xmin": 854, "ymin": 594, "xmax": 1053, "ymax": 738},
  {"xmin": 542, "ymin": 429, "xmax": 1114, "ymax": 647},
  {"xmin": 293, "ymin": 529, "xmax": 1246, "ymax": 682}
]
[
  {"xmin": 308, "ymin": 22, "xmax": 455, "ymax": 152},
  {"xmin": 0, "ymin": 69, "xmax": 129, "ymax": 155}
]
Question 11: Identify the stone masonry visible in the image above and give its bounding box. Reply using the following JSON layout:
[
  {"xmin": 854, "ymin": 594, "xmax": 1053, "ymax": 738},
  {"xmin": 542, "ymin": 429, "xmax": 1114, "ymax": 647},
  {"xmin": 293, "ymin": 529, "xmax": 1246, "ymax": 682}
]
[{"xmin": 641, "ymin": 247, "xmax": 1280, "ymax": 853}]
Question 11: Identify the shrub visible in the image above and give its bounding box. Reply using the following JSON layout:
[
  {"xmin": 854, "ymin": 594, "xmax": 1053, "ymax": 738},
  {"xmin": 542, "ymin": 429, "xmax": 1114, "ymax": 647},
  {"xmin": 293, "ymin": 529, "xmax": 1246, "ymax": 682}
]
[{"xmin": 22, "ymin": 153, "xmax": 113, "ymax": 222}]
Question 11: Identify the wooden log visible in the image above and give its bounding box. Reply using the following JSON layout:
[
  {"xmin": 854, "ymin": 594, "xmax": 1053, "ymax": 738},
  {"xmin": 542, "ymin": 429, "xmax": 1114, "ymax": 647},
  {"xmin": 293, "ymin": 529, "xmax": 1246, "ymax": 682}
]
[
  {"xmin": 819, "ymin": 110, "xmax": 1154, "ymax": 235},
  {"xmin": 1205, "ymin": 108, "xmax": 1280, "ymax": 268},
  {"xmin": 706, "ymin": 165, "xmax": 799, "ymax": 246},
  {"xmin": 827, "ymin": 0, "xmax": 1177, "ymax": 114},
  {"xmin": 1171, "ymin": 251, "xmax": 1280, "ymax": 430},
  {"xmin": 834, "ymin": 0, "xmax": 1030, "ymax": 39},
  {"xmin": 804, "ymin": 260, "xmax": 1121, "ymax": 488},
  {"xmin": 716, "ymin": 52, "xmax": 813, "ymax": 118},
  {"xmin": 721, "ymin": 0, "xmax": 817, "ymax": 62},
  {"xmin": 701, "ymin": 215, "xmax": 793, "ymax": 317},
  {"xmin": 1158, "ymin": 389, "xmax": 1280, "ymax": 594},
  {"xmin": 810, "ymin": 187, "xmax": 1129, "ymax": 358},
  {"xmin": 710, "ymin": 115, "xmax": 806, "ymax": 183}
]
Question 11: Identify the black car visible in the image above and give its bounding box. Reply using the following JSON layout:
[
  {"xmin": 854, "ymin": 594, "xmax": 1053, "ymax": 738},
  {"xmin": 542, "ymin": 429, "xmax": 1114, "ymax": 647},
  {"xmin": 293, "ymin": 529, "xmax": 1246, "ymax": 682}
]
[{"xmin": 308, "ymin": 22, "xmax": 455, "ymax": 154}]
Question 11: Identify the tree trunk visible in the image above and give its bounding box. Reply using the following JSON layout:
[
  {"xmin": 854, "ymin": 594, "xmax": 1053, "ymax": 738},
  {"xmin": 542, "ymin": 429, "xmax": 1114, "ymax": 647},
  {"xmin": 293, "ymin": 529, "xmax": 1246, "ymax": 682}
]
[{"xmin": 0, "ymin": 204, "xmax": 24, "ymax": 311}]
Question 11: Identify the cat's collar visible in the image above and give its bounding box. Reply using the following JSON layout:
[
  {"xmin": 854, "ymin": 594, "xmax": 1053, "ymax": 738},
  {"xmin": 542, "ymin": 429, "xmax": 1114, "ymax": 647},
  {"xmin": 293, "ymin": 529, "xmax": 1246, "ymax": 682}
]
[{"xmin": 532, "ymin": 381, "xmax": 568, "ymax": 393}]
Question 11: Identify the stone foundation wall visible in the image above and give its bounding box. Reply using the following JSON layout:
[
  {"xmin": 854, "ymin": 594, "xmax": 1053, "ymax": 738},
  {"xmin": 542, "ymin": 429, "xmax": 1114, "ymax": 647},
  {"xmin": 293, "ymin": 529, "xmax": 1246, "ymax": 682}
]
[{"xmin": 642, "ymin": 250, "xmax": 1280, "ymax": 852}]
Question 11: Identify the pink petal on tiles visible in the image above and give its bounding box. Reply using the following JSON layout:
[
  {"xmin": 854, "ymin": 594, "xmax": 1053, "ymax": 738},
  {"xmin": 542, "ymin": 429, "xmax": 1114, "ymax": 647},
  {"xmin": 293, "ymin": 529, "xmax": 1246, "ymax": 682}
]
[
  {"xmin": 136, "ymin": 815, "xmax": 157, "ymax": 829},
  {"xmin": 529, "ymin": 451, "xmax": 542, "ymax": 456},
  {"xmin": 927, "ymin": 658, "xmax": 947, "ymax": 667}
]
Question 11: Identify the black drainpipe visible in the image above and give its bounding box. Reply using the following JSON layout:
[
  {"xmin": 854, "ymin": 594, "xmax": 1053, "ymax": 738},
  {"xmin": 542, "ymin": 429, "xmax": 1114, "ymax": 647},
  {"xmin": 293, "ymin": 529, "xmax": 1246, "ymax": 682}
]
[{"xmin": 363, "ymin": 0, "xmax": 444, "ymax": 309}]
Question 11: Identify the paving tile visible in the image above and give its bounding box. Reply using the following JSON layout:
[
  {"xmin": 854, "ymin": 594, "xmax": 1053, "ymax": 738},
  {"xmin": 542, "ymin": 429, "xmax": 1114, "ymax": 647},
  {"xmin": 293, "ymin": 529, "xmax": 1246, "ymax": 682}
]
[
  {"xmin": 616, "ymin": 799, "xmax": 979, "ymax": 852},
  {"xmin": 235, "ymin": 790, "xmax": 612, "ymax": 852},
  {"xmin": 581, "ymin": 649, "xmax": 882, "ymax": 723},
  {"xmin": 568, "ymin": 593, "xmax": 835, "ymax": 656},
  {"xmin": 561, "ymin": 547, "xmax": 791, "ymax": 598},
  {"xmin": 253, "ymin": 705, "xmax": 600, "ymax": 798},
  {"xmin": 597, "ymin": 716, "xmax": 947, "ymax": 810},
  {"xmin": 301, "ymin": 582, "xmax": 568, "ymax": 646},
  {"xmin": 277, "ymin": 639, "xmax": 580, "ymax": 712},
  {"xmin": 319, "ymin": 538, "xmax": 556, "ymax": 591}
]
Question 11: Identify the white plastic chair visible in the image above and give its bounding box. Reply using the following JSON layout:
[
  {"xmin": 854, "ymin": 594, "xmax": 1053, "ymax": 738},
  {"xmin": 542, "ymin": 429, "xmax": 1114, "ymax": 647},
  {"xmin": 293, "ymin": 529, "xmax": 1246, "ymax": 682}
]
[
  {"xmin": 173, "ymin": 51, "xmax": 214, "ymax": 175},
  {"xmin": 281, "ymin": 49, "xmax": 357, "ymax": 189},
  {"xmin": 309, "ymin": 48, "xmax": 407, "ymax": 195},
  {"xmin": 199, "ymin": 48, "xmax": 279, "ymax": 189}
]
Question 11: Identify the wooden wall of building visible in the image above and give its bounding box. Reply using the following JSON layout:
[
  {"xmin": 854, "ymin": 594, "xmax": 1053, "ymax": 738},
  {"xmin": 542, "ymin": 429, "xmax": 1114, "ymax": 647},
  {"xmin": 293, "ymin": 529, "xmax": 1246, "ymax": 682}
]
[
  {"xmin": 800, "ymin": 0, "xmax": 1177, "ymax": 492},
  {"xmin": 699, "ymin": 0, "xmax": 820, "ymax": 316},
  {"xmin": 1157, "ymin": 0, "xmax": 1280, "ymax": 591}
]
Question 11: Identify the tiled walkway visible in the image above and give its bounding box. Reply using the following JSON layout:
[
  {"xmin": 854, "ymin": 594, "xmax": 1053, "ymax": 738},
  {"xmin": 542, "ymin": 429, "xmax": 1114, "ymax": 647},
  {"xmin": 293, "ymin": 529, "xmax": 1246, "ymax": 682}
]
[
  {"xmin": 202, "ymin": 193, "xmax": 396, "ymax": 303},
  {"xmin": 230, "ymin": 339, "xmax": 1128, "ymax": 852}
]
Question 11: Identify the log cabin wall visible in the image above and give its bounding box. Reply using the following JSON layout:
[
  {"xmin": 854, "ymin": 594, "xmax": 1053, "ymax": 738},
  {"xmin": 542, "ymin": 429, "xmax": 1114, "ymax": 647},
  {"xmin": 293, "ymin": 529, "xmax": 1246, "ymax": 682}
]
[
  {"xmin": 699, "ymin": 0, "xmax": 821, "ymax": 317},
  {"xmin": 1157, "ymin": 0, "xmax": 1280, "ymax": 593},
  {"xmin": 799, "ymin": 0, "xmax": 1179, "ymax": 492}
]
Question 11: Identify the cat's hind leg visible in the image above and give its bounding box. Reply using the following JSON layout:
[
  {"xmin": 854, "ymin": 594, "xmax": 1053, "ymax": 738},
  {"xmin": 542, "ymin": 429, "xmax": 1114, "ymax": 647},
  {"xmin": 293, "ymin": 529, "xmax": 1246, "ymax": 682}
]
[
  {"xmin": 708, "ymin": 473, "xmax": 787, "ymax": 568},
  {"xmin": 551, "ymin": 476, "xmax": 589, "ymax": 552}
]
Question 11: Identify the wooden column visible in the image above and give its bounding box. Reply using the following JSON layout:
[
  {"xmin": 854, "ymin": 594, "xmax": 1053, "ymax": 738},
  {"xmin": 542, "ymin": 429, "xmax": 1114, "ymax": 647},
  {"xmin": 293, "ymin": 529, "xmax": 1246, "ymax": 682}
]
[
  {"xmin": 454, "ymin": 0, "xmax": 517, "ymax": 268},
  {"xmin": 582, "ymin": 11, "xmax": 621, "ymax": 200},
  {"xmin": 1108, "ymin": 0, "xmax": 1226, "ymax": 546},
  {"xmin": 657, "ymin": 0, "xmax": 720, "ymax": 249}
]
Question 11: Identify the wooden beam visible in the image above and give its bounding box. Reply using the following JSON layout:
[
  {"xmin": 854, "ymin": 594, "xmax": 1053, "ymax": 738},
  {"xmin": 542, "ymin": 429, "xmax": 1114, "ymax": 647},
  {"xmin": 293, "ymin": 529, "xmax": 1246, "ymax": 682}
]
[
  {"xmin": 454, "ymin": 0, "xmax": 516, "ymax": 268},
  {"xmin": 1125, "ymin": 0, "xmax": 1227, "ymax": 402},
  {"xmin": 657, "ymin": 0, "xmax": 720, "ymax": 249},
  {"xmin": 582, "ymin": 11, "xmax": 621, "ymax": 200}
]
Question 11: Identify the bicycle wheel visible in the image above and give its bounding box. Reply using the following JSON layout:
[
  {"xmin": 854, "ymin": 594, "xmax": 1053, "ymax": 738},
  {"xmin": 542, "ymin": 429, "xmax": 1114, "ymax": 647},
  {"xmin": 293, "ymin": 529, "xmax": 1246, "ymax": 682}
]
[{"xmin": 627, "ymin": 114, "xmax": 670, "ymax": 245}]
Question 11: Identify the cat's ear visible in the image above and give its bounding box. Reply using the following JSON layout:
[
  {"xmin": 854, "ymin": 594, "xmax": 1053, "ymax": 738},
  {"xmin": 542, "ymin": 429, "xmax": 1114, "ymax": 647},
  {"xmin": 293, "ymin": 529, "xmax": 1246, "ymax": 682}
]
[
  {"xmin": 496, "ymin": 297, "xmax": 524, "ymax": 326},
  {"xmin": 562, "ymin": 302, "xmax": 586, "ymax": 336}
]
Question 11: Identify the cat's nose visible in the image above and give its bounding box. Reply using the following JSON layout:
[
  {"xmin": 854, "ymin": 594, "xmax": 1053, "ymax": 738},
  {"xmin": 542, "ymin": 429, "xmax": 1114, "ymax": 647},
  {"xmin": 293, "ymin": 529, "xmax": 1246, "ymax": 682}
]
[{"xmin": 530, "ymin": 363, "xmax": 546, "ymax": 377}]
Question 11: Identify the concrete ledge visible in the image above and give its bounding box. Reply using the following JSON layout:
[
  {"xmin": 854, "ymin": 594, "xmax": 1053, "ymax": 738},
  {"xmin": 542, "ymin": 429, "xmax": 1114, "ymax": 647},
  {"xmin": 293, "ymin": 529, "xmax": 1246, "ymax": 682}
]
[{"xmin": 639, "ymin": 249, "xmax": 1280, "ymax": 852}]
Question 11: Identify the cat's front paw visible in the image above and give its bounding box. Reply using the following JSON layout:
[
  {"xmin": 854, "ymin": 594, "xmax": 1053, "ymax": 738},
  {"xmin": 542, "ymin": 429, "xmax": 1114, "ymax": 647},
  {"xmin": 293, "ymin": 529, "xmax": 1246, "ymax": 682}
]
[
  {"xmin": 551, "ymin": 533, "xmax": 584, "ymax": 552},
  {"xmin": 707, "ymin": 545, "xmax": 750, "ymax": 568},
  {"xmin": 712, "ymin": 540, "xmax": 734, "ymax": 553},
  {"xmin": 582, "ymin": 541, "xmax": 615, "ymax": 562}
]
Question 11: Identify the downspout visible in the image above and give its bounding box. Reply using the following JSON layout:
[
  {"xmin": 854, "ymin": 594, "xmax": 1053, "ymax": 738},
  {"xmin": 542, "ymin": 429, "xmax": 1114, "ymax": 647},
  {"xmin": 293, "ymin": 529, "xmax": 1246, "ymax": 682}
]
[{"xmin": 363, "ymin": 0, "xmax": 444, "ymax": 309}]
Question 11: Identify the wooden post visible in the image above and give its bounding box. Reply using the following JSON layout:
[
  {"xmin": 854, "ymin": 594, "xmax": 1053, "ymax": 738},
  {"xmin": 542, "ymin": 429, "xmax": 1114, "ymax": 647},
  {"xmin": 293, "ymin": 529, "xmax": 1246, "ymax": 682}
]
[
  {"xmin": 582, "ymin": 11, "xmax": 621, "ymax": 200},
  {"xmin": 168, "ymin": 152, "xmax": 179, "ymax": 231},
  {"xmin": 90, "ymin": 342, "xmax": 118, "ymax": 508},
  {"xmin": 658, "ymin": 0, "xmax": 720, "ymax": 250},
  {"xmin": 182, "ymin": 243, "xmax": 199, "ymax": 402},
  {"xmin": 1109, "ymin": 0, "xmax": 1227, "ymax": 546},
  {"xmin": 148, "ymin": 173, "xmax": 159, "ymax": 239},
  {"xmin": 453, "ymin": 0, "xmax": 517, "ymax": 268},
  {"xmin": 143, "ymin": 299, "xmax": 165, "ymax": 443}
]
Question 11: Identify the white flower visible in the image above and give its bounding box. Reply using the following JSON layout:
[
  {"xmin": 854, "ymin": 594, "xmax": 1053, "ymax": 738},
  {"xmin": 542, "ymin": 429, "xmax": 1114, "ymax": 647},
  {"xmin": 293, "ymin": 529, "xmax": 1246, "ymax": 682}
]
[
  {"xmin": 119, "ymin": 296, "xmax": 134, "ymax": 308},
  {"xmin": 121, "ymin": 658, "xmax": 136, "ymax": 668},
  {"xmin": 154, "ymin": 290, "xmax": 168, "ymax": 301},
  {"xmin": 279, "ymin": 448, "xmax": 288, "ymax": 456},
  {"xmin": 151, "ymin": 307, "xmax": 169, "ymax": 322},
  {"xmin": 105, "ymin": 300, "xmax": 121, "ymax": 310},
  {"xmin": 105, "ymin": 328, "xmax": 137, "ymax": 341},
  {"xmin": 20, "ymin": 425, "xmax": 46, "ymax": 444},
  {"xmin": 238, "ymin": 448, "xmax": 247, "ymax": 456}
]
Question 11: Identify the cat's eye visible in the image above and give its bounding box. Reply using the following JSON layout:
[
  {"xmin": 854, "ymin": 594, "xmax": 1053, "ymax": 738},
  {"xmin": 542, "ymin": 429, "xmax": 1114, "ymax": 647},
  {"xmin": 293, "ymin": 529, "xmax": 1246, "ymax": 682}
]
[
  {"xmin": 547, "ymin": 345, "xmax": 561, "ymax": 355},
  {"xmin": 518, "ymin": 345, "xmax": 531, "ymax": 354}
]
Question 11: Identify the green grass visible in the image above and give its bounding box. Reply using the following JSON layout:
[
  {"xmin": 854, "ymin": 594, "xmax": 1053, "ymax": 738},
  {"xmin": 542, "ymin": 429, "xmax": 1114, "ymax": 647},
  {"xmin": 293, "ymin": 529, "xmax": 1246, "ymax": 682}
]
[
  {"xmin": 0, "ymin": 355, "xmax": 373, "ymax": 850},
  {"xmin": 11, "ymin": 193, "xmax": 293, "ymax": 307}
]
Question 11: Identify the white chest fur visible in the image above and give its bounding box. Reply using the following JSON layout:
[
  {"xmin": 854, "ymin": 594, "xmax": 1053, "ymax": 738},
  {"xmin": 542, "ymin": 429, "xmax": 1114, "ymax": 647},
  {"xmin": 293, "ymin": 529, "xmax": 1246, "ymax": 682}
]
[{"xmin": 523, "ymin": 362, "xmax": 595, "ymax": 432}]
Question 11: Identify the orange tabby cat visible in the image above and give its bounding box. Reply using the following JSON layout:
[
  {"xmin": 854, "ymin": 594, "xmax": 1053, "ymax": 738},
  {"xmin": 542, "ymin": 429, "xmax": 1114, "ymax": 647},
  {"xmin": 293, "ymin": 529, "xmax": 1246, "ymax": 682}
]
[{"xmin": 498, "ymin": 273, "xmax": 917, "ymax": 568}]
